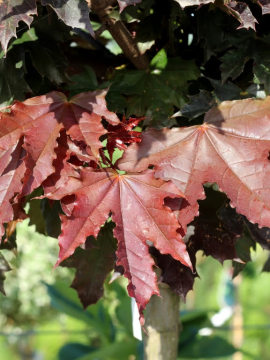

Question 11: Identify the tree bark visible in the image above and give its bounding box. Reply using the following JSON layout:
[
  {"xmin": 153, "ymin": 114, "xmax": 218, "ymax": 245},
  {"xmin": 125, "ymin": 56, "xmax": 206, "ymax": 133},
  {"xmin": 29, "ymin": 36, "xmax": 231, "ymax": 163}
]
[{"xmin": 143, "ymin": 283, "xmax": 180, "ymax": 360}]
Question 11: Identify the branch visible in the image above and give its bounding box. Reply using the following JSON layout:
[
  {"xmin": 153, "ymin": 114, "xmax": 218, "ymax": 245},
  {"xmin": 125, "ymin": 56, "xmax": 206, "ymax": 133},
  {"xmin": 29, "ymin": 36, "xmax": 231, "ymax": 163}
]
[
  {"xmin": 90, "ymin": 0, "xmax": 149, "ymax": 70},
  {"xmin": 143, "ymin": 283, "xmax": 180, "ymax": 360}
]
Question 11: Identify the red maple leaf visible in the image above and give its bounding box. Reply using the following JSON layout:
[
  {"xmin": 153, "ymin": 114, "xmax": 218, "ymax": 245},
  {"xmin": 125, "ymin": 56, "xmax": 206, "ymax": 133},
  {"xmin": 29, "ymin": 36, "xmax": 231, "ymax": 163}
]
[
  {"xmin": 3, "ymin": 87, "xmax": 270, "ymax": 319},
  {"xmin": 0, "ymin": 0, "xmax": 37, "ymax": 53},
  {"xmin": 0, "ymin": 139, "xmax": 26, "ymax": 238},
  {"xmin": 119, "ymin": 97, "xmax": 270, "ymax": 231},
  {"xmin": 224, "ymin": 1, "xmax": 258, "ymax": 30},
  {"xmin": 258, "ymin": 0, "xmax": 270, "ymax": 15},
  {"xmin": 117, "ymin": 0, "xmax": 142, "ymax": 12},
  {"xmin": 105, "ymin": 116, "xmax": 143, "ymax": 161},
  {"xmin": 0, "ymin": 90, "xmax": 118, "ymax": 236},
  {"xmin": 45, "ymin": 168, "xmax": 191, "ymax": 321}
]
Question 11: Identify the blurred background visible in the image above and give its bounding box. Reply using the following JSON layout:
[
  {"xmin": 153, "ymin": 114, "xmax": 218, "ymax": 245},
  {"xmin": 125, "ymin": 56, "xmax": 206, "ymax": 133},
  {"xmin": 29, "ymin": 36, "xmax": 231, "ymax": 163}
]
[{"xmin": 0, "ymin": 219, "xmax": 270, "ymax": 360}]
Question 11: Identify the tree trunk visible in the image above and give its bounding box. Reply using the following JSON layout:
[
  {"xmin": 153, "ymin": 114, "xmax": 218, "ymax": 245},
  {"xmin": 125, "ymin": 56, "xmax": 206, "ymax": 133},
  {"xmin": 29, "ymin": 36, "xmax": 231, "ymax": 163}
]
[{"xmin": 143, "ymin": 283, "xmax": 180, "ymax": 360}]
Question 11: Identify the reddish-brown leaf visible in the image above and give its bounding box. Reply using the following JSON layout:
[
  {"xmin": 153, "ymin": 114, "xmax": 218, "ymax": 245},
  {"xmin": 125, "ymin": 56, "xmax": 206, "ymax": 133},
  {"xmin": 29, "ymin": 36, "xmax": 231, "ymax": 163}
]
[
  {"xmin": 1, "ymin": 91, "xmax": 118, "ymax": 195},
  {"xmin": 224, "ymin": 1, "xmax": 258, "ymax": 30},
  {"xmin": 176, "ymin": 0, "xmax": 258, "ymax": 31},
  {"xmin": 0, "ymin": 139, "xmax": 26, "ymax": 238},
  {"xmin": 174, "ymin": 0, "xmax": 214, "ymax": 8},
  {"xmin": 0, "ymin": 105, "xmax": 33, "ymax": 170},
  {"xmin": 66, "ymin": 138, "xmax": 95, "ymax": 165},
  {"xmin": 46, "ymin": 168, "xmax": 191, "ymax": 319},
  {"xmin": 0, "ymin": 90, "xmax": 117, "ymax": 235},
  {"xmin": 106, "ymin": 116, "xmax": 143, "ymax": 160},
  {"xmin": 117, "ymin": 0, "xmax": 142, "ymax": 12},
  {"xmin": 18, "ymin": 90, "xmax": 119, "ymax": 157},
  {"xmin": 7, "ymin": 93, "xmax": 68, "ymax": 195},
  {"xmin": 150, "ymin": 247, "xmax": 196, "ymax": 300},
  {"xmin": 42, "ymin": 132, "xmax": 80, "ymax": 197},
  {"xmin": 61, "ymin": 222, "xmax": 116, "ymax": 308},
  {"xmin": 68, "ymin": 91, "xmax": 119, "ymax": 156},
  {"xmin": 119, "ymin": 97, "xmax": 270, "ymax": 231},
  {"xmin": 22, "ymin": 116, "xmax": 63, "ymax": 195},
  {"xmin": 256, "ymin": 0, "xmax": 270, "ymax": 15},
  {"xmin": 190, "ymin": 187, "xmax": 240, "ymax": 264},
  {"xmin": 0, "ymin": 0, "xmax": 37, "ymax": 53},
  {"xmin": 41, "ymin": 0, "xmax": 94, "ymax": 36}
]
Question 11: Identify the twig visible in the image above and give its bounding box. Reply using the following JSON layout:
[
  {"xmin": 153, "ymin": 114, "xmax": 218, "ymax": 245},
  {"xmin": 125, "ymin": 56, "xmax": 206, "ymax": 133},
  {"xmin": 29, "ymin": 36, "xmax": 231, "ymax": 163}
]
[{"xmin": 90, "ymin": 0, "xmax": 149, "ymax": 70}]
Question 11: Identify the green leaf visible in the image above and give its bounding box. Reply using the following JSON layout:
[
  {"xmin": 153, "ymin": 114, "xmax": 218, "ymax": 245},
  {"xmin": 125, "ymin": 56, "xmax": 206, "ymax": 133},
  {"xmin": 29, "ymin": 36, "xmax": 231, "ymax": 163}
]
[
  {"xmin": 30, "ymin": 45, "xmax": 67, "ymax": 84},
  {"xmin": 99, "ymin": 30, "xmax": 123, "ymax": 55},
  {"xmin": 252, "ymin": 36, "xmax": 270, "ymax": 94},
  {"xmin": 46, "ymin": 281, "xmax": 95, "ymax": 323},
  {"xmin": 197, "ymin": 6, "xmax": 253, "ymax": 64},
  {"xmin": 254, "ymin": 62, "xmax": 270, "ymax": 94},
  {"xmin": 28, "ymin": 199, "xmax": 46, "ymax": 235},
  {"xmin": 232, "ymin": 230, "xmax": 256, "ymax": 277},
  {"xmin": 235, "ymin": 231, "xmax": 256, "ymax": 264},
  {"xmin": 26, "ymin": 188, "xmax": 46, "ymax": 235},
  {"xmin": 197, "ymin": 7, "xmax": 233, "ymax": 60},
  {"xmin": 209, "ymin": 79, "xmax": 243, "ymax": 101},
  {"xmin": 41, "ymin": 199, "xmax": 62, "ymax": 238},
  {"xmin": 179, "ymin": 336, "xmax": 237, "ymax": 359},
  {"xmin": 59, "ymin": 343, "xmax": 97, "ymax": 360},
  {"xmin": 179, "ymin": 309, "xmax": 212, "ymax": 345},
  {"xmin": 107, "ymin": 58, "xmax": 199, "ymax": 126},
  {"xmin": 220, "ymin": 48, "xmax": 249, "ymax": 82},
  {"xmin": 114, "ymin": 282, "xmax": 133, "ymax": 335},
  {"xmin": 218, "ymin": 33, "xmax": 253, "ymax": 83},
  {"xmin": 46, "ymin": 281, "xmax": 113, "ymax": 340},
  {"xmin": 181, "ymin": 309, "xmax": 211, "ymax": 324},
  {"xmin": 0, "ymin": 50, "xmax": 31, "ymax": 107},
  {"xmin": 178, "ymin": 90, "xmax": 214, "ymax": 120},
  {"xmin": 67, "ymin": 66, "xmax": 99, "ymax": 94},
  {"xmin": 150, "ymin": 49, "xmax": 168, "ymax": 70},
  {"xmin": 77, "ymin": 338, "xmax": 138, "ymax": 360}
]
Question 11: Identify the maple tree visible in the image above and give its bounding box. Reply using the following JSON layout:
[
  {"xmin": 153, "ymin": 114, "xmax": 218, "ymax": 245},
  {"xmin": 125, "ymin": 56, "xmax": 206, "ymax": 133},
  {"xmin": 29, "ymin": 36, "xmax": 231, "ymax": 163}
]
[{"xmin": 2, "ymin": 0, "xmax": 270, "ymax": 359}]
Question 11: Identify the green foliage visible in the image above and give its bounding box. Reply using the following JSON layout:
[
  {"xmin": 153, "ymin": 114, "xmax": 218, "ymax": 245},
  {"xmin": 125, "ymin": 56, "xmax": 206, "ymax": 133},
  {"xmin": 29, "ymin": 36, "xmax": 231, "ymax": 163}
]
[
  {"xmin": 47, "ymin": 280, "xmax": 140, "ymax": 360},
  {"xmin": 179, "ymin": 336, "xmax": 236, "ymax": 359},
  {"xmin": 107, "ymin": 55, "xmax": 199, "ymax": 126},
  {"xmin": 0, "ymin": 221, "xmax": 70, "ymax": 325}
]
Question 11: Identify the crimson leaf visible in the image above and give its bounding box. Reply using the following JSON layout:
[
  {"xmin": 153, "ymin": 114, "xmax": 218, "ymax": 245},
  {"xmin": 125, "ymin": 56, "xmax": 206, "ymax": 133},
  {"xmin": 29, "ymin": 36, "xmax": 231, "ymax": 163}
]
[
  {"xmin": 119, "ymin": 97, "xmax": 270, "ymax": 232},
  {"xmin": 45, "ymin": 168, "xmax": 192, "ymax": 321},
  {"xmin": 117, "ymin": 0, "xmax": 142, "ymax": 12}
]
